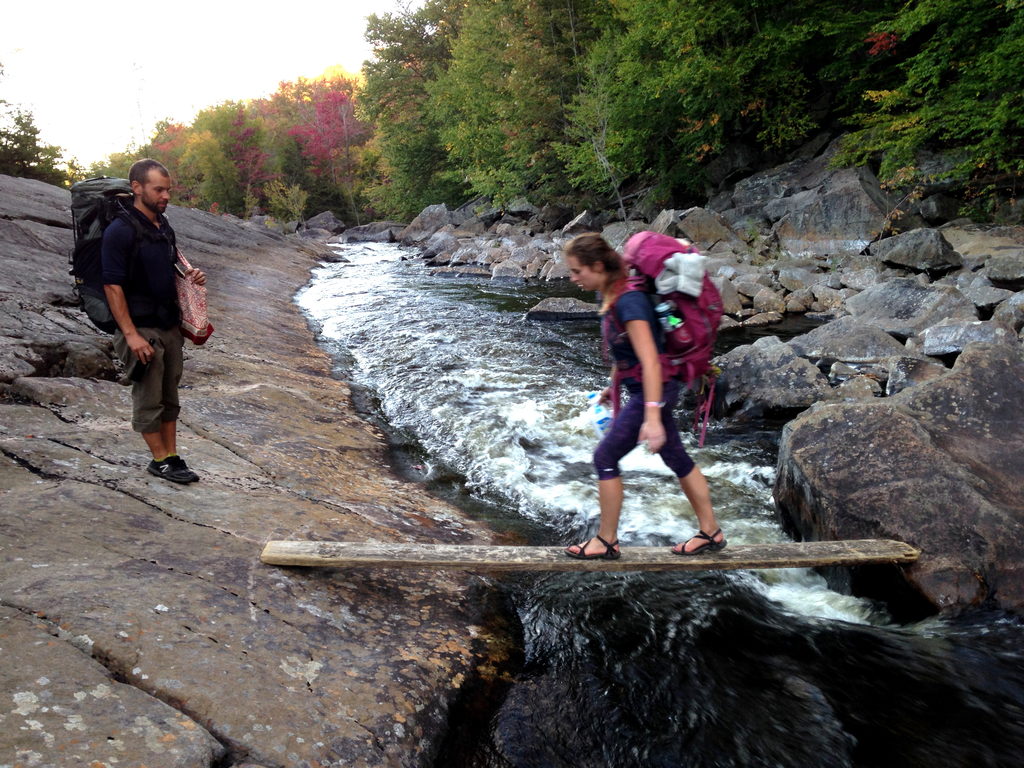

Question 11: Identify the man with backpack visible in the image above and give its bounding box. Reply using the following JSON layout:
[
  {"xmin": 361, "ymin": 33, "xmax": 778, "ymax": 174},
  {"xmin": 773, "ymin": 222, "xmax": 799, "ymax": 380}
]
[{"xmin": 102, "ymin": 158, "xmax": 205, "ymax": 484}]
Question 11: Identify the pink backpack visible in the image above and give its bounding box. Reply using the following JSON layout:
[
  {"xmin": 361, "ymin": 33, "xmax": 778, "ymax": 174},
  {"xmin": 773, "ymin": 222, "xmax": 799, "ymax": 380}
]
[
  {"xmin": 614, "ymin": 231, "xmax": 724, "ymax": 444},
  {"xmin": 622, "ymin": 231, "xmax": 723, "ymax": 385}
]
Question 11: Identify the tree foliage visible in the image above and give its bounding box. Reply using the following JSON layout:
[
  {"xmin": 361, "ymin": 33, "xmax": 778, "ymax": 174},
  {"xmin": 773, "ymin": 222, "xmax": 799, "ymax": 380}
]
[
  {"xmin": 0, "ymin": 63, "xmax": 72, "ymax": 185},
  {"xmin": 359, "ymin": 0, "xmax": 467, "ymax": 218},
  {"xmin": 86, "ymin": 1, "xmax": 1024, "ymax": 221},
  {"xmin": 837, "ymin": 1, "xmax": 1024, "ymax": 193},
  {"xmin": 94, "ymin": 72, "xmax": 370, "ymax": 222},
  {"xmin": 359, "ymin": 0, "xmax": 1023, "ymax": 215}
]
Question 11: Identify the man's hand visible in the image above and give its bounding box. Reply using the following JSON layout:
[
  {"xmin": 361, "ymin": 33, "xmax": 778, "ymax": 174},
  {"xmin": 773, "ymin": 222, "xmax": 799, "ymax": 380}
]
[
  {"xmin": 184, "ymin": 267, "xmax": 206, "ymax": 286},
  {"xmin": 126, "ymin": 331, "xmax": 154, "ymax": 363}
]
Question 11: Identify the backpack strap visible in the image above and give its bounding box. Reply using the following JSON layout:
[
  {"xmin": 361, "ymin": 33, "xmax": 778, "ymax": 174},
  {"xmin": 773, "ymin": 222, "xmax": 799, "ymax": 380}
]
[{"xmin": 603, "ymin": 279, "xmax": 682, "ymax": 416}]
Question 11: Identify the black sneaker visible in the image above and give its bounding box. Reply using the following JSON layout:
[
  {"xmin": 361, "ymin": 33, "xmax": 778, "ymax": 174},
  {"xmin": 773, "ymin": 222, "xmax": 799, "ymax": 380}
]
[
  {"xmin": 147, "ymin": 458, "xmax": 196, "ymax": 484},
  {"xmin": 166, "ymin": 455, "xmax": 200, "ymax": 483}
]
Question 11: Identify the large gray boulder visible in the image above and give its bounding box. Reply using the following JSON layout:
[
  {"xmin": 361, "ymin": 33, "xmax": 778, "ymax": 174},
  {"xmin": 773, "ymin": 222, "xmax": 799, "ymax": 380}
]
[
  {"xmin": 787, "ymin": 316, "xmax": 926, "ymax": 369},
  {"xmin": 304, "ymin": 210, "xmax": 346, "ymax": 234},
  {"xmin": 845, "ymin": 278, "xmax": 978, "ymax": 340},
  {"xmin": 774, "ymin": 343, "xmax": 1024, "ymax": 615},
  {"xmin": 400, "ymin": 203, "xmax": 456, "ymax": 244},
  {"xmin": 716, "ymin": 336, "xmax": 833, "ymax": 414},
  {"xmin": 770, "ymin": 167, "xmax": 893, "ymax": 256},
  {"xmin": 984, "ymin": 250, "xmax": 1024, "ymax": 290},
  {"xmin": 919, "ymin": 318, "xmax": 1018, "ymax": 356},
  {"xmin": 869, "ymin": 228, "xmax": 962, "ymax": 274},
  {"xmin": 337, "ymin": 221, "xmax": 405, "ymax": 243}
]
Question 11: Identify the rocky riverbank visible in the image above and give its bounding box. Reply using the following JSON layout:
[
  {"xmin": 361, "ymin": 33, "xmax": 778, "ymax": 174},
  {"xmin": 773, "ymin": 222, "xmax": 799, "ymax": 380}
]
[
  {"xmin": 3, "ymin": 141, "xmax": 1024, "ymax": 766},
  {"xmin": 363, "ymin": 138, "xmax": 1024, "ymax": 620},
  {"xmin": 0, "ymin": 175, "xmax": 512, "ymax": 767}
]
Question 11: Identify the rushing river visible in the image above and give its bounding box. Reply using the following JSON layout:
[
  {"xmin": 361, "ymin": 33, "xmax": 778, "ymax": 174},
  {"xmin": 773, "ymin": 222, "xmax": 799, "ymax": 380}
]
[{"xmin": 298, "ymin": 242, "xmax": 1024, "ymax": 768}]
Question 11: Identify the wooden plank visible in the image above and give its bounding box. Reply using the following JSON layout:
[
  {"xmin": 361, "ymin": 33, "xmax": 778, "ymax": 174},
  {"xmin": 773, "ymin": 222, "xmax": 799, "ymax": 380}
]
[{"xmin": 260, "ymin": 539, "xmax": 920, "ymax": 572}]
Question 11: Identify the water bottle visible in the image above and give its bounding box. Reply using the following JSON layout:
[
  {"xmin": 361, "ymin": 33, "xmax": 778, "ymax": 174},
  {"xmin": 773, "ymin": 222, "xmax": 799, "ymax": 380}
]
[
  {"xmin": 654, "ymin": 301, "xmax": 682, "ymax": 332},
  {"xmin": 587, "ymin": 391, "xmax": 612, "ymax": 437}
]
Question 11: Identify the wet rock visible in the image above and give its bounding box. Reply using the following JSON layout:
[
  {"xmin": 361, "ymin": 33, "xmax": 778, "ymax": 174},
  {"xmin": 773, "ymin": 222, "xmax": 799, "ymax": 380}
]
[
  {"xmin": 845, "ymin": 278, "xmax": 978, "ymax": 340},
  {"xmin": 526, "ymin": 297, "xmax": 599, "ymax": 321},
  {"xmin": 869, "ymin": 228, "xmax": 962, "ymax": 274},
  {"xmin": 775, "ymin": 344, "xmax": 1024, "ymax": 615},
  {"xmin": 431, "ymin": 265, "xmax": 492, "ymax": 278}
]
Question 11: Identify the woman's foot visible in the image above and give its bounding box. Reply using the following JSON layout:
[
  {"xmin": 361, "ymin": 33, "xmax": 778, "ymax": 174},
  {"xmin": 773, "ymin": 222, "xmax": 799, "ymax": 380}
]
[
  {"xmin": 672, "ymin": 528, "xmax": 726, "ymax": 556},
  {"xmin": 565, "ymin": 534, "xmax": 621, "ymax": 560}
]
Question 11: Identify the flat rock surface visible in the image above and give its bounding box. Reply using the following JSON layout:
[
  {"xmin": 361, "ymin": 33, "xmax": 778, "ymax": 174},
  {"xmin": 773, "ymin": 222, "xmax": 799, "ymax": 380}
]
[{"xmin": 0, "ymin": 176, "xmax": 508, "ymax": 767}]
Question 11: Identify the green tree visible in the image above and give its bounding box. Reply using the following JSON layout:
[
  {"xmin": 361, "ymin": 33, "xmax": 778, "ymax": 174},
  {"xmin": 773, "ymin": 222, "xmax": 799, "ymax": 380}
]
[
  {"xmin": 428, "ymin": 0, "xmax": 597, "ymax": 205},
  {"xmin": 360, "ymin": 0, "xmax": 467, "ymax": 218},
  {"xmin": 1, "ymin": 63, "xmax": 68, "ymax": 184},
  {"xmin": 264, "ymin": 179, "xmax": 308, "ymax": 223}
]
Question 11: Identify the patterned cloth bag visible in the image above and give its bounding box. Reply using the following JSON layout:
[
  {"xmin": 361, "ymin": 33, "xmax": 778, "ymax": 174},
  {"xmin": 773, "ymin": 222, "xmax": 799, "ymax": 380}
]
[{"xmin": 175, "ymin": 250, "xmax": 214, "ymax": 345}]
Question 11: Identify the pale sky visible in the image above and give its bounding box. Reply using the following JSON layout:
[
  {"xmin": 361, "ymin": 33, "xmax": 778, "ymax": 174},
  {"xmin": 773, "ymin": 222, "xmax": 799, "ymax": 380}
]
[{"xmin": 1, "ymin": 1, "xmax": 410, "ymax": 166}]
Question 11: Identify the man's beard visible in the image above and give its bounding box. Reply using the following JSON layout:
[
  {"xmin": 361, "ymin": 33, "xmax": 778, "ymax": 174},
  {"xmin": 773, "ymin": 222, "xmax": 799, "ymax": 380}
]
[{"xmin": 141, "ymin": 196, "xmax": 167, "ymax": 216}]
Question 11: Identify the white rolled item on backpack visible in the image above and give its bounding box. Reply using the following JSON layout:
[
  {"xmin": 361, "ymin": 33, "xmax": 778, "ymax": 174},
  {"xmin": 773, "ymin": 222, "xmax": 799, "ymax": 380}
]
[{"xmin": 653, "ymin": 251, "xmax": 707, "ymax": 298}]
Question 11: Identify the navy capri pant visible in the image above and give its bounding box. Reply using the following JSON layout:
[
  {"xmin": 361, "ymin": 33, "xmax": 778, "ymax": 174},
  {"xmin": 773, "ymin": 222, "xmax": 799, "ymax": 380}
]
[{"xmin": 594, "ymin": 378, "xmax": 695, "ymax": 481}]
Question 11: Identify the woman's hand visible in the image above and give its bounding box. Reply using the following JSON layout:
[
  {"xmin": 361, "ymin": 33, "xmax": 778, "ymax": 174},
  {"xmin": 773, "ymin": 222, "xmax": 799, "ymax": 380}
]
[
  {"xmin": 598, "ymin": 386, "xmax": 613, "ymax": 406},
  {"xmin": 639, "ymin": 416, "xmax": 666, "ymax": 453}
]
